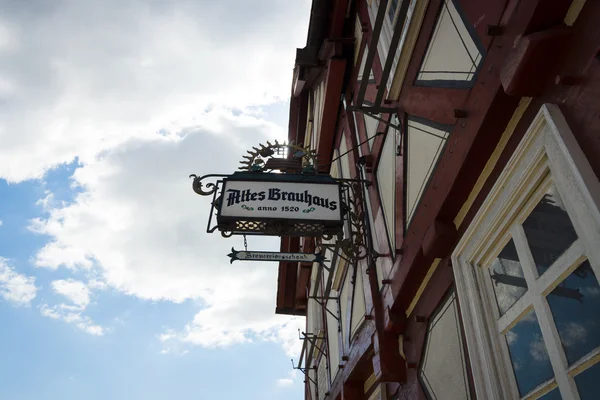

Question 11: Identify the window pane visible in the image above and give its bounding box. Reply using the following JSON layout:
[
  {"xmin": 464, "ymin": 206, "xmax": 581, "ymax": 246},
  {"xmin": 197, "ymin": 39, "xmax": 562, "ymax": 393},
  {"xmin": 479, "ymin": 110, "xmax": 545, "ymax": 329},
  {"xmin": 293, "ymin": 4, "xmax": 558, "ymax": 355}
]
[
  {"xmin": 547, "ymin": 260, "xmax": 600, "ymax": 364},
  {"xmin": 539, "ymin": 386, "xmax": 562, "ymax": 400},
  {"xmin": 489, "ymin": 239, "xmax": 528, "ymax": 315},
  {"xmin": 505, "ymin": 310, "xmax": 554, "ymax": 396},
  {"xmin": 405, "ymin": 118, "xmax": 449, "ymax": 224},
  {"xmin": 575, "ymin": 362, "xmax": 600, "ymax": 400},
  {"xmin": 522, "ymin": 186, "xmax": 578, "ymax": 276},
  {"xmin": 388, "ymin": 0, "xmax": 399, "ymax": 23}
]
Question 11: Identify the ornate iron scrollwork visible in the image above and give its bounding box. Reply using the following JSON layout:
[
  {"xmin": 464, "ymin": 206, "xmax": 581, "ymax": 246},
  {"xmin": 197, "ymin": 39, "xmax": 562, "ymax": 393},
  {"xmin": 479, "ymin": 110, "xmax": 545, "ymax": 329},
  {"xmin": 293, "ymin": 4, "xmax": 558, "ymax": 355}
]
[
  {"xmin": 238, "ymin": 141, "xmax": 319, "ymax": 173},
  {"xmin": 189, "ymin": 174, "xmax": 230, "ymax": 235},
  {"xmin": 189, "ymin": 142, "xmax": 376, "ymax": 266},
  {"xmin": 189, "ymin": 174, "xmax": 229, "ymax": 196},
  {"xmin": 338, "ymin": 181, "xmax": 369, "ymax": 263}
]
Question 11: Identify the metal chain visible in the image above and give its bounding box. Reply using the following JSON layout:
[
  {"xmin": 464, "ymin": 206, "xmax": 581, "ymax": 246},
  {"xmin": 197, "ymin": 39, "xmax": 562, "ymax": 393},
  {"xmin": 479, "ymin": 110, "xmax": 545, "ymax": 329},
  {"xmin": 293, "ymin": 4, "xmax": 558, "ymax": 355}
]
[{"xmin": 243, "ymin": 234, "xmax": 248, "ymax": 252}]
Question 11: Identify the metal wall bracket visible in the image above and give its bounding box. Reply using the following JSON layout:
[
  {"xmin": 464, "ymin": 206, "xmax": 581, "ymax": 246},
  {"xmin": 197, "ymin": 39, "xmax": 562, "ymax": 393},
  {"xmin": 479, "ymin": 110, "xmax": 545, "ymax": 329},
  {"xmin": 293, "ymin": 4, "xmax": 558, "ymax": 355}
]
[
  {"xmin": 189, "ymin": 174, "xmax": 229, "ymax": 236},
  {"xmin": 291, "ymin": 359, "xmax": 318, "ymax": 386},
  {"xmin": 309, "ymin": 295, "xmax": 341, "ymax": 333},
  {"xmin": 299, "ymin": 330, "xmax": 327, "ymax": 358}
]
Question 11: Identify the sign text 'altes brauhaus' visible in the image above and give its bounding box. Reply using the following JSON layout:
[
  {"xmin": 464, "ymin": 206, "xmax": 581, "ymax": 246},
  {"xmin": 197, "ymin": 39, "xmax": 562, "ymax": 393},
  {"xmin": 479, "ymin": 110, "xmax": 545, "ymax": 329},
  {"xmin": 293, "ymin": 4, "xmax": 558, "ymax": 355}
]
[{"xmin": 216, "ymin": 173, "xmax": 343, "ymax": 236}]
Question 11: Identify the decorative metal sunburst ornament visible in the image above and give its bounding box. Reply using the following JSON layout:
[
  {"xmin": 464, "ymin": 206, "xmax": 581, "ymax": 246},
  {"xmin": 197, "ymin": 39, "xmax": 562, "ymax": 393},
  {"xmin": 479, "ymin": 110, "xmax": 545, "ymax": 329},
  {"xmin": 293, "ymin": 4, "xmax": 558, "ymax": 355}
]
[{"xmin": 238, "ymin": 140, "xmax": 319, "ymax": 173}]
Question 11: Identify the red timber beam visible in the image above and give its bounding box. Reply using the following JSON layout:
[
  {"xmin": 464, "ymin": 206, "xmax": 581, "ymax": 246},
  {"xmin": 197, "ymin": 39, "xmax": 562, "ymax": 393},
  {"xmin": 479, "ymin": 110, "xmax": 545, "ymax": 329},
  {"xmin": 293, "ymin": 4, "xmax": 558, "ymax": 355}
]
[
  {"xmin": 276, "ymin": 0, "xmax": 351, "ymax": 316},
  {"xmin": 385, "ymin": 0, "xmax": 573, "ymax": 326},
  {"xmin": 317, "ymin": 56, "xmax": 347, "ymax": 168},
  {"xmin": 316, "ymin": 0, "xmax": 349, "ymax": 167},
  {"xmin": 275, "ymin": 236, "xmax": 303, "ymax": 315},
  {"xmin": 295, "ymin": 238, "xmax": 316, "ymax": 311}
]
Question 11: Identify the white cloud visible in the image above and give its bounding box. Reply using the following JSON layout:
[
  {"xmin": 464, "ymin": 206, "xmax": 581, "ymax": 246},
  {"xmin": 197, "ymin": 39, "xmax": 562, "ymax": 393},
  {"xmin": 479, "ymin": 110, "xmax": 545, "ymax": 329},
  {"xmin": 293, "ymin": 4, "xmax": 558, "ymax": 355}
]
[
  {"xmin": 41, "ymin": 279, "xmax": 105, "ymax": 335},
  {"xmin": 0, "ymin": 220, "xmax": 3, "ymax": 226},
  {"xmin": 52, "ymin": 279, "xmax": 90, "ymax": 308},
  {"xmin": 87, "ymin": 279, "xmax": 108, "ymax": 291},
  {"xmin": 529, "ymin": 333, "xmax": 550, "ymax": 362},
  {"xmin": 0, "ymin": 257, "xmax": 38, "ymax": 306},
  {"xmin": 0, "ymin": 0, "xmax": 311, "ymax": 183},
  {"xmin": 506, "ymin": 330, "xmax": 518, "ymax": 346},
  {"xmin": 36, "ymin": 191, "xmax": 55, "ymax": 210},
  {"xmin": 561, "ymin": 321, "xmax": 588, "ymax": 347},
  {"xmin": 276, "ymin": 379, "xmax": 294, "ymax": 387},
  {"xmin": 30, "ymin": 112, "xmax": 304, "ymax": 353},
  {"xmin": 4, "ymin": 0, "xmax": 311, "ymax": 355},
  {"xmin": 40, "ymin": 303, "xmax": 105, "ymax": 336},
  {"xmin": 276, "ymin": 370, "xmax": 298, "ymax": 387}
]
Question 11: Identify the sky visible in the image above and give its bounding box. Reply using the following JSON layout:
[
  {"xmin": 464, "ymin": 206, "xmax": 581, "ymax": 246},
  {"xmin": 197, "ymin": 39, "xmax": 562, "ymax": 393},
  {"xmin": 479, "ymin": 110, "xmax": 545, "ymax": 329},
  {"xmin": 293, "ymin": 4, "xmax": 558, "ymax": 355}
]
[{"xmin": 0, "ymin": 1, "xmax": 311, "ymax": 399}]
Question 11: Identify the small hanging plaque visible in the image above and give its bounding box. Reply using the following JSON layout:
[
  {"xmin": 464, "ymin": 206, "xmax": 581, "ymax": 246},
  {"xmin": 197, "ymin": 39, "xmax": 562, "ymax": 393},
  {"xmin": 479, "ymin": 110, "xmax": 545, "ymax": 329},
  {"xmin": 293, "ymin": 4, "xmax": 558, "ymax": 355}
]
[{"xmin": 227, "ymin": 248, "xmax": 326, "ymax": 264}]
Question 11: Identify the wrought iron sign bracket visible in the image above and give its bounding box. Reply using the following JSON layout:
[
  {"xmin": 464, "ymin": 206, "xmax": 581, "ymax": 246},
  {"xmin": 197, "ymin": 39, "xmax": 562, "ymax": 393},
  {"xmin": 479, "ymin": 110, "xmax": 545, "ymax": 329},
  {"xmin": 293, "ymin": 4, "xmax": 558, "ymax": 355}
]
[
  {"xmin": 291, "ymin": 360, "xmax": 318, "ymax": 386},
  {"xmin": 301, "ymin": 332, "xmax": 327, "ymax": 359},
  {"xmin": 189, "ymin": 173, "xmax": 230, "ymax": 236},
  {"xmin": 319, "ymin": 242, "xmax": 354, "ymax": 266},
  {"xmin": 309, "ymin": 295, "xmax": 340, "ymax": 322},
  {"xmin": 334, "ymin": 180, "xmax": 373, "ymax": 265},
  {"xmin": 189, "ymin": 141, "xmax": 381, "ymax": 271}
]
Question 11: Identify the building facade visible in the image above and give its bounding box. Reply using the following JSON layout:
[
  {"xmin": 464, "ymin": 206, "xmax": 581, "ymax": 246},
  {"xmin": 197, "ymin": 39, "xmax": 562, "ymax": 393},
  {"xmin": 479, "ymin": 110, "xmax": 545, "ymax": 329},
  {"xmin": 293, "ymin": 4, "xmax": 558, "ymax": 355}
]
[{"xmin": 276, "ymin": 0, "xmax": 600, "ymax": 399}]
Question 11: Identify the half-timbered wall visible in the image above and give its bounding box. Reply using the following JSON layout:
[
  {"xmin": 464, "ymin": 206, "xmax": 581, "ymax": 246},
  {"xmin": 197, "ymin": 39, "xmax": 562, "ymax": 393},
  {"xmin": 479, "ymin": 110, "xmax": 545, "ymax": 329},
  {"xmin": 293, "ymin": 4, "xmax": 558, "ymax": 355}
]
[{"xmin": 285, "ymin": 0, "xmax": 600, "ymax": 399}]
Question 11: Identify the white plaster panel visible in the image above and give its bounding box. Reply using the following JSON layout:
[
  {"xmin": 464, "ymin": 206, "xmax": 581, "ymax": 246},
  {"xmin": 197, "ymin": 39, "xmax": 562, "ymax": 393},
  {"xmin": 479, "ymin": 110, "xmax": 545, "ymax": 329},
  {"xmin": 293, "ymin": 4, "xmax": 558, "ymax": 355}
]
[
  {"xmin": 420, "ymin": 292, "xmax": 472, "ymax": 400},
  {"xmin": 377, "ymin": 128, "xmax": 397, "ymax": 250},
  {"xmin": 365, "ymin": 114, "xmax": 380, "ymax": 150},
  {"xmin": 339, "ymin": 132, "xmax": 352, "ymax": 180},
  {"xmin": 407, "ymin": 120, "xmax": 449, "ymax": 223},
  {"xmin": 340, "ymin": 270, "xmax": 351, "ymax": 350},
  {"xmin": 326, "ymin": 297, "xmax": 340, "ymax": 382},
  {"xmin": 351, "ymin": 266, "xmax": 366, "ymax": 337},
  {"xmin": 418, "ymin": 0, "xmax": 481, "ymax": 82},
  {"xmin": 317, "ymin": 355, "xmax": 328, "ymax": 400}
]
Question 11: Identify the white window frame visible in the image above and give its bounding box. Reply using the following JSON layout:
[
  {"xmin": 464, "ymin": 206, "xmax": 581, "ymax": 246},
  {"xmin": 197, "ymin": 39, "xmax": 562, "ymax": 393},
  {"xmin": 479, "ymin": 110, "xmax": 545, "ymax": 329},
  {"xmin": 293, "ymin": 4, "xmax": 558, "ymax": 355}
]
[{"xmin": 452, "ymin": 104, "xmax": 600, "ymax": 400}]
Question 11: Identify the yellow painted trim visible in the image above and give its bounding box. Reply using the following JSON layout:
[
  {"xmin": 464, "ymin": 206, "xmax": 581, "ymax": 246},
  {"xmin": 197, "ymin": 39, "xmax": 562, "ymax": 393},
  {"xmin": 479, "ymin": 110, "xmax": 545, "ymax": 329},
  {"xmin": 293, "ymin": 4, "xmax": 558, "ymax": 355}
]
[
  {"xmin": 523, "ymin": 381, "xmax": 558, "ymax": 400},
  {"xmin": 569, "ymin": 349, "xmax": 600, "ymax": 377},
  {"xmin": 332, "ymin": 257, "xmax": 347, "ymax": 291},
  {"xmin": 354, "ymin": 17, "xmax": 363, "ymax": 66},
  {"xmin": 368, "ymin": 385, "xmax": 382, "ymax": 400},
  {"xmin": 389, "ymin": 0, "xmax": 431, "ymax": 100},
  {"xmin": 405, "ymin": 258, "xmax": 441, "ymax": 317},
  {"xmin": 453, "ymin": 97, "xmax": 532, "ymax": 229},
  {"xmin": 398, "ymin": 334, "xmax": 406, "ymax": 359},
  {"xmin": 363, "ymin": 372, "xmax": 377, "ymax": 394},
  {"xmin": 312, "ymin": 329, "xmax": 325, "ymax": 360},
  {"xmin": 565, "ymin": 0, "xmax": 586, "ymax": 26}
]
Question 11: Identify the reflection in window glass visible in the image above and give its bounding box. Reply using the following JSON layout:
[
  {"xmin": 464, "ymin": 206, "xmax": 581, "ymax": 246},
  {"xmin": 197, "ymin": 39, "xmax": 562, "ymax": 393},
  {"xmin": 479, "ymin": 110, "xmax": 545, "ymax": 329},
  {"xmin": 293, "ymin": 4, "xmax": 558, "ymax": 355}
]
[
  {"xmin": 489, "ymin": 240, "xmax": 528, "ymax": 315},
  {"xmin": 522, "ymin": 186, "xmax": 578, "ymax": 276},
  {"xmin": 505, "ymin": 310, "xmax": 554, "ymax": 396},
  {"xmin": 538, "ymin": 386, "xmax": 562, "ymax": 400},
  {"xmin": 574, "ymin": 362, "xmax": 600, "ymax": 400},
  {"xmin": 547, "ymin": 260, "xmax": 600, "ymax": 365},
  {"xmin": 388, "ymin": 0, "xmax": 399, "ymax": 23}
]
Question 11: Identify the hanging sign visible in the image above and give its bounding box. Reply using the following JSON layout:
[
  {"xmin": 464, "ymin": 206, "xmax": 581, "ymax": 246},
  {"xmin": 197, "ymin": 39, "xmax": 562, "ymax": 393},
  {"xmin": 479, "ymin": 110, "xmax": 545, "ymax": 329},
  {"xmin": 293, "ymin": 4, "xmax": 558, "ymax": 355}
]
[
  {"xmin": 216, "ymin": 172, "xmax": 344, "ymax": 237},
  {"xmin": 227, "ymin": 248, "xmax": 326, "ymax": 264},
  {"xmin": 219, "ymin": 179, "xmax": 341, "ymax": 221}
]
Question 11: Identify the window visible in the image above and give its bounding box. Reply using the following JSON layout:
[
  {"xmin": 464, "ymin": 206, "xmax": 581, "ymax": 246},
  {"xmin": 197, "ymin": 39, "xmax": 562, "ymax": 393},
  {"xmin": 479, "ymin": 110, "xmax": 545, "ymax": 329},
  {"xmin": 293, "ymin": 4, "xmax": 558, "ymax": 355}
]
[
  {"xmin": 416, "ymin": 0, "xmax": 484, "ymax": 88},
  {"xmin": 388, "ymin": 0, "xmax": 400, "ymax": 24},
  {"xmin": 452, "ymin": 105, "xmax": 600, "ymax": 399},
  {"xmin": 405, "ymin": 117, "xmax": 451, "ymax": 226},
  {"xmin": 419, "ymin": 290, "xmax": 472, "ymax": 400}
]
